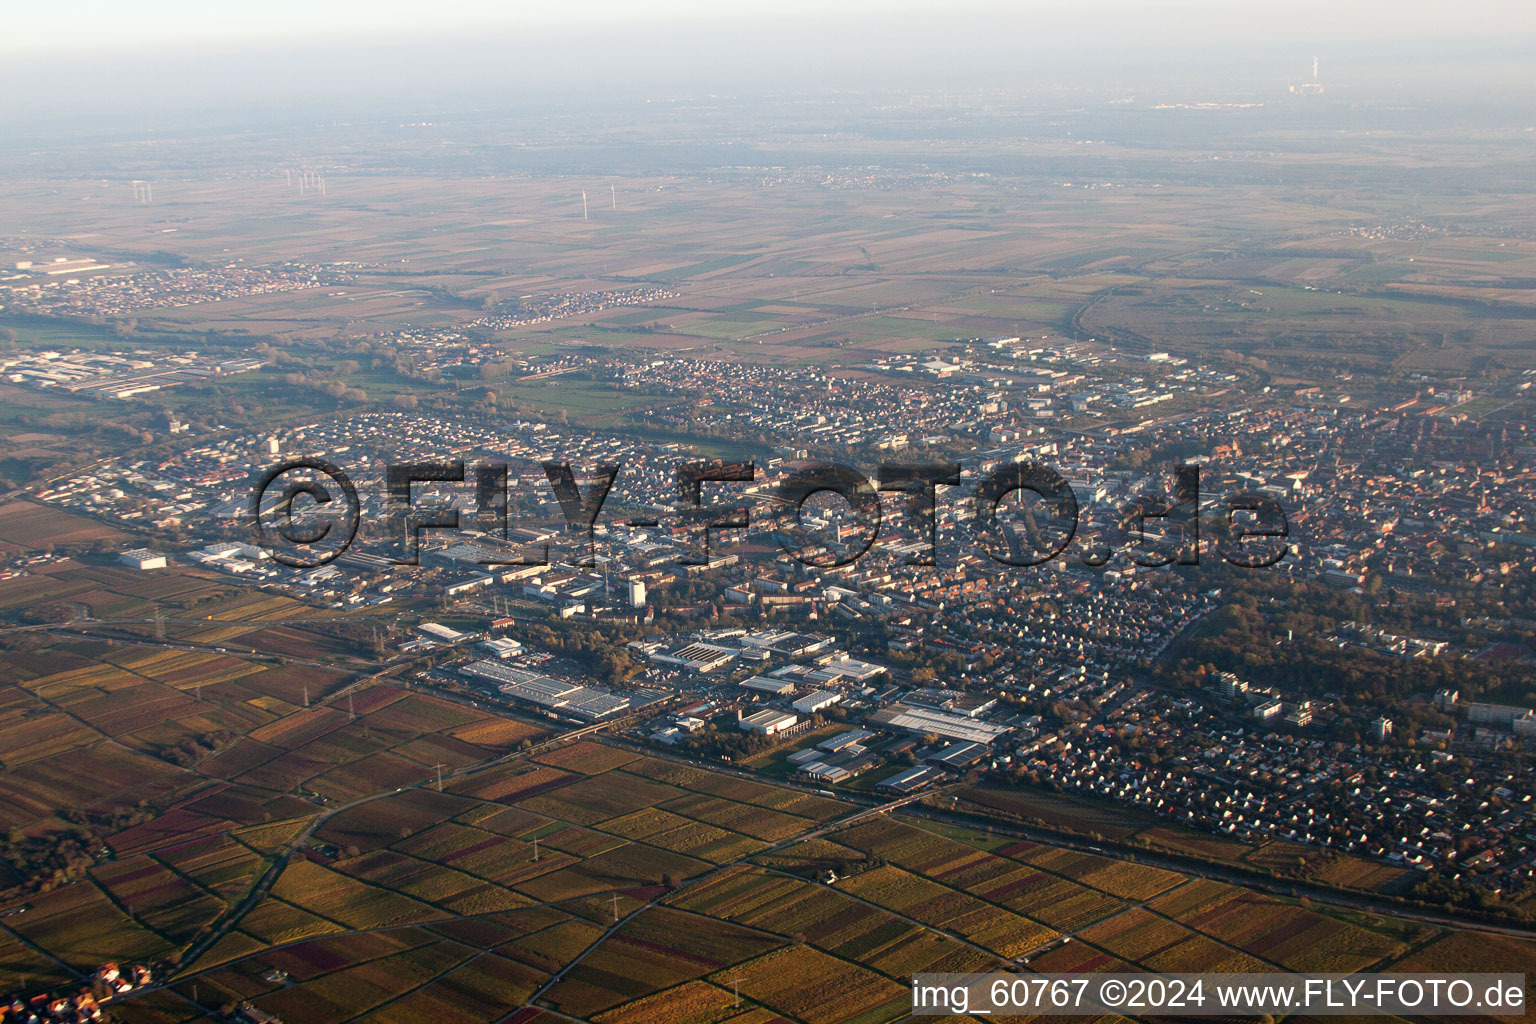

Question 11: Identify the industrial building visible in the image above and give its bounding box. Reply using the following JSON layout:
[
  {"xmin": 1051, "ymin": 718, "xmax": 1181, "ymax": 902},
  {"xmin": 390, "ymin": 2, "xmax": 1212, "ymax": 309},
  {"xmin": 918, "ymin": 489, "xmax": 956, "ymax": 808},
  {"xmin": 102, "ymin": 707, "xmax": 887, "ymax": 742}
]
[
  {"xmin": 876, "ymin": 765, "xmax": 945, "ymax": 795},
  {"xmin": 418, "ymin": 622, "xmax": 468, "ymax": 643},
  {"xmin": 461, "ymin": 660, "xmax": 657, "ymax": 722},
  {"xmin": 738, "ymin": 709, "xmax": 798, "ymax": 736},
  {"xmin": 118, "ymin": 548, "xmax": 166, "ymax": 570},
  {"xmin": 740, "ymin": 675, "xmax": 796, "ymax": 696},
  {"xmin": 648, "ymin": 641, "xmax": 737, "ymax": 673},
  {"xmin": 480, "ymin": 637, "xmax": 524, "ymax": 658},
  {"xmin": 818, "ymin": 729, "xmax": 875, "ymax": 753},
  {"xmin": 792, "ymin": 689, "xmax": 842, "ymax": 714},
  {"xmin": 868, "ymin": 703, "xmax": 1011, "ymax": 745},
  {"xmin": 924, "ymin": 741, "xmax": 991, "ymax": 771}
]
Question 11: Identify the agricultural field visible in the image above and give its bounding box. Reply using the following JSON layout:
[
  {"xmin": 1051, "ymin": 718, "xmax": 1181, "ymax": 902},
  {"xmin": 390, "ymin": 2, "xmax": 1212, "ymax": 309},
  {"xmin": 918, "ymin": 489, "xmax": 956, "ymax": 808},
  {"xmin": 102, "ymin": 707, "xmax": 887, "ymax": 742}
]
[
  {"xmin": 0, "ymin": 545, "xmax": 1529, "ymax": 1020},
  {"xmin": 711, "ymin": 945, "xmax": 908, "ymax": 1024},
  {"xmin": 0, "ymin": 583, "xmax": 551, "ymax": 996},
  {"xmin": 0, "ymin": 501, "xmax": 124, "ymax": 556},
  {"xmin": 105, "ymin": 750, "xmax": 860, "ymax": 1022},
  {"xmin": 0, "ymin": 544, "xmax": 1526, "ymax": 1015},
  {"xmin": 1, "ymin": 720, "xmax": 1532, "ymax": 1023},
  {"xmin": 0, "ymin": 616, "xmax": 540, "ymax": 836},
  {"xmin": 20, "ymin": 166, "xmax": 1529, "ymax": 380},
  {"xmin": 958, "ymin": 784, "xmax": 1416, "ymax": 895}
]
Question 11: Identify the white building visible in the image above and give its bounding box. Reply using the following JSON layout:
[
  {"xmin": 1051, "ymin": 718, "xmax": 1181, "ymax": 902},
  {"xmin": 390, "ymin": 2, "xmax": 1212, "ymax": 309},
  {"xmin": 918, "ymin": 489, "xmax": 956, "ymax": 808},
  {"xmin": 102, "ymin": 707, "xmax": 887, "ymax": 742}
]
[
  {"xmin": 200, "ymin": 541, "xmax": 268, "ymax": 562},
  {"xmin": 869, "ymin": 704, "xmax": 1011, "ymax": 745},
  {"xmin": 481, "ymin": 637, "xmax": 524, "ymax": 658},
  {"xmin": 792, "ymin": 690, "xmax": 842, "ymax": 715},
  {"xmin": 739, "ymin": 709, "xmax": 798, "ymax": 736},
  {"xmin": 740, "ymin": 675, "xmax": 796, "ymax": 696},
  {"xmin": 1253, "ymin": 700, "xmax": 1283, "ymax": 722},
  {"xmin": 119, "ymin": 548, "xmax": 166, "ymax": 570},
  {"xmin": 627, "ymin": 579, "xmax": 647, "ymax": 607}
]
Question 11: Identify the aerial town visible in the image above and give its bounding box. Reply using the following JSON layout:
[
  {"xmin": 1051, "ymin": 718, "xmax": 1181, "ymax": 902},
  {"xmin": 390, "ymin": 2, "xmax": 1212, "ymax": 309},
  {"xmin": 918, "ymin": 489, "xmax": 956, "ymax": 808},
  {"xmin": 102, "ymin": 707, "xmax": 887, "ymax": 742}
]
[
  {"xmin": 1, "ymin": 18, "xmax": 1534, "ymax": 1021},
  {"xmin": 17, "ymin": 338, "xmax": 1533, "ymax": 904}
]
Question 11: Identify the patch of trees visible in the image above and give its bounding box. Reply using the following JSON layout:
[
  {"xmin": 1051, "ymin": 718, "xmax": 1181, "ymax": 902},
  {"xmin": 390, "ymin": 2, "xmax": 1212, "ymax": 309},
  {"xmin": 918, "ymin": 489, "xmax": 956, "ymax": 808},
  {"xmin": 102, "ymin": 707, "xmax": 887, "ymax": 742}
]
[
  {"xmin": 280, "ymin": 371, "xmax": 367, "ymax": 405},
  {"xmin": 160, "ymin": 729, "xmax": 237, "ymax": 767},
  {"xmin": 1, "ymin": 806, "xmax": 156, "ymax": 894},
  {"xmin": 1412, "ymin": 872, "xmax": 1536, "ymax": 924},
  {"xmin": 677, "ymin": 725, "xmax": 766, "ymax": 762},
  {"xmin": 1162, "ymin": 576, "xmax": 1536, "ymax": 707}
]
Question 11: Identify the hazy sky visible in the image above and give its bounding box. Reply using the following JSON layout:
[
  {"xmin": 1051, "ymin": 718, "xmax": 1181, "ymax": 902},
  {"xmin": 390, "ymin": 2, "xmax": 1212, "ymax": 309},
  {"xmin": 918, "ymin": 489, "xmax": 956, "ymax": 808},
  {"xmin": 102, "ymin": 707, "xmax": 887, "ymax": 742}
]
[
  {"xmin": 8, "ymin": 0, "xmax": 1536, "ymax": 56},
  {"xmin": 4, "ymin": 0, "xmax": 1534, "ymax": 131}
]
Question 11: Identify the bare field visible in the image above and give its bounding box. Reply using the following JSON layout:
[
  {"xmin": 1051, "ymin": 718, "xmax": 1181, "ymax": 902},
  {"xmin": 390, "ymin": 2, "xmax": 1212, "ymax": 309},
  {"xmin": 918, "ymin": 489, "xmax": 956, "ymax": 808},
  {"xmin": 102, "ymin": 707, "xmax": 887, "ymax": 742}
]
[{"xmin": 10, "ymin": 173, "xmax": 1529, "ymax": 377}]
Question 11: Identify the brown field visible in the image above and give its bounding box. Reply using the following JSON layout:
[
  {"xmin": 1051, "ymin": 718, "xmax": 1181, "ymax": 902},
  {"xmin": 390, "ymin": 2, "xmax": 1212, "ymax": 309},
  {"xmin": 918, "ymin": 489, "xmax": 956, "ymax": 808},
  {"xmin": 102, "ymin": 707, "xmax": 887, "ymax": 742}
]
[
  {"xmin": 532, "ymin": 740, "xmax": 642, "ymax": 775},
  {"xmin": 719, "ymin": 944, "xmax": 908, "ymax": 1024},
  {"xmin": 0, "ymin": 501, "xmax": 123, "ymax": 552},
  {"xmin": 0, "ymin": 687, "xmax": 1520, "ymax": 1024},
  {"xmin": 5, "ymin": 882, "xmax": 173, "ymax": 972}
]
